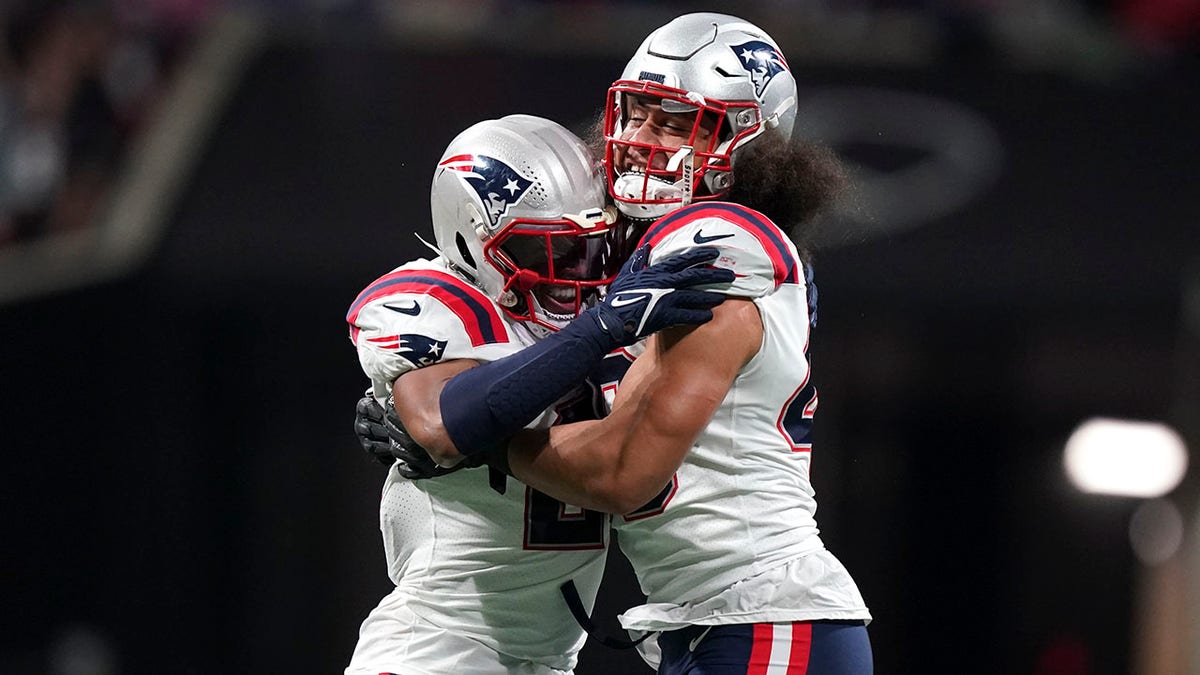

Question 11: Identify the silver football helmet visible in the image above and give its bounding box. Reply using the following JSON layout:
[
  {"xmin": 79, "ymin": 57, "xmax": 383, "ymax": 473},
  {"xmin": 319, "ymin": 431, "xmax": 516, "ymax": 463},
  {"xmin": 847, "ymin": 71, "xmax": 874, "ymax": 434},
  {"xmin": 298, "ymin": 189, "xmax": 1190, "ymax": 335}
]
[
  {"xmin": 604, "ymin": 13, "xmax": 798, "ymax": 221},
  {"xmin": 430, "ymin": 114, "xmax": 617, "ymax": 331}
]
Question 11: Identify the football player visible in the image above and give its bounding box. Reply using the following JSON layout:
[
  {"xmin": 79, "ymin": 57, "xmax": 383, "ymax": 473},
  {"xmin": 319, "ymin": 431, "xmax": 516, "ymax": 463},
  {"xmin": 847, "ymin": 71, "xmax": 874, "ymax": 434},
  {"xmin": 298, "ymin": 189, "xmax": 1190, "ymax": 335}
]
[
  {"xmin": 361, "ymin": 14, "xmax": 875, "ymax": 675},
  {"xmin": 343, "ymin": 114, "xmax": 732, "ymax": 675},
  {"xmin": 517, "ymin": 15, "xmax": 876, "ymax": 674}
]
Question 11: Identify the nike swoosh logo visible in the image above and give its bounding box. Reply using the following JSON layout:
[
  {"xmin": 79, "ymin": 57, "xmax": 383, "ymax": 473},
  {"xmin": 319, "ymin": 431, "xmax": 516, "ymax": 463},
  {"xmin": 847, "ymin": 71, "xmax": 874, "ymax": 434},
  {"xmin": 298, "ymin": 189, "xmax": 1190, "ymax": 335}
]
[
  {"xmin": 693, "ymin": 231, "xmax": 735, "ymax": 244},
  {"xmin": 609, "ymin": 294, "xmax": 647, "ymax": 308},
  {"xmin": 688, "ymin": 625, "xmax": 713, "ymax": 652},
  {"xmin": 383, "ymin": 301, "xmax": 421, "ymax": 316}
]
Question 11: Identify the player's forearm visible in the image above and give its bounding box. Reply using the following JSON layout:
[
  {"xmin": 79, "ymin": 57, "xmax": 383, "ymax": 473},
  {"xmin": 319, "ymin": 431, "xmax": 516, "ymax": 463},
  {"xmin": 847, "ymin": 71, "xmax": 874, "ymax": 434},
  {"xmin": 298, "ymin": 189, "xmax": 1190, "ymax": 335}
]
[
  {"xmin": 507, "ymin": 422, "xmax": 619, "ymax": 512},
  {"xmin": 437, "ymin": 315, "xmax": 614, "ymax": 462},
  {"xmin": 392, "ymin": 359, "xmax": 479, "ymax": 466},
  {"xmin": 507, "ymin": 402, "xmax": 688, "ymax": 515}
]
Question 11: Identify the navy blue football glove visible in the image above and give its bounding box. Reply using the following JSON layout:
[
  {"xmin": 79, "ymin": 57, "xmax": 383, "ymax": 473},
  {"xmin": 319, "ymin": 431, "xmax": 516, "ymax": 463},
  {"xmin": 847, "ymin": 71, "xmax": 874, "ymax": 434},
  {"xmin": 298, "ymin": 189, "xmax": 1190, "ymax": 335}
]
[
  {"xmin": 588, "ymin": 245, "xmax": 733, "ymax": 348},
  {"xmin": 437, "ymin": 245, "xmax": 733, "ymax": 461}
]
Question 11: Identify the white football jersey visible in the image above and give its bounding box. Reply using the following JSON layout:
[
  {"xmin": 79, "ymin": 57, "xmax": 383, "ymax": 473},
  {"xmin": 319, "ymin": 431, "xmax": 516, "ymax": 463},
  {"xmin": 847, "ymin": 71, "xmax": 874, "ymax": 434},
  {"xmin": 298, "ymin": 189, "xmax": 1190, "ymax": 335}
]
[
  {"xmin": 345, "ymin": 257, "xmax": 608, "ymax": 672},
  {"xmin": 597, "ymin": 202, "xmax": 871, "ymax": 630}
]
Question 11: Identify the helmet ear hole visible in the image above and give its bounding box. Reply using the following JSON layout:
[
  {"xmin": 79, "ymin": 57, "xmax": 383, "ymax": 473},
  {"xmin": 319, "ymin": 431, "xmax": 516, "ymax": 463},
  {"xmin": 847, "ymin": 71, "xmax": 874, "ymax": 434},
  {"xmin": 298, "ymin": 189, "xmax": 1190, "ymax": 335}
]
[{"xmin": 455, "ymin": 232, "xmax": 477, "ymax": 270}]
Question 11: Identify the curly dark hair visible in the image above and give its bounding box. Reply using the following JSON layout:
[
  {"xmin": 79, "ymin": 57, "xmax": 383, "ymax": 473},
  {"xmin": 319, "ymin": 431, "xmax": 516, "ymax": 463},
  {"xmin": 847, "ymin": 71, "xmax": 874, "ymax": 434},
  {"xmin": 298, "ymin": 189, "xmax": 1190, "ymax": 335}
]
[
  {"xmin": 727, "ymin": 132, "xmax": 851, "ymax": 262},
  {"xmin": 580, "ymin": 114, "xmax": 851, "ymax": 262},
  {"xmin": 581, "ymin": 110, "xmax": 608, "ymax": 162}
]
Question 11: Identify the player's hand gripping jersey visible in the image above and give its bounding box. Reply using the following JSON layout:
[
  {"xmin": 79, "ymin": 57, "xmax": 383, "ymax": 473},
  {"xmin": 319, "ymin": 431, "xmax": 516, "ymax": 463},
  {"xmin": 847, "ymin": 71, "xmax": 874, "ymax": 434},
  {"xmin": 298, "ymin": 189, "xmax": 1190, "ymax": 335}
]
[
  {"xmin": 596, "ymin": 202, "xmax": 871, "ymax": 634},
  {"xmin": 345, "ymin": 258, "xmax": 607, "ymax": 672}
]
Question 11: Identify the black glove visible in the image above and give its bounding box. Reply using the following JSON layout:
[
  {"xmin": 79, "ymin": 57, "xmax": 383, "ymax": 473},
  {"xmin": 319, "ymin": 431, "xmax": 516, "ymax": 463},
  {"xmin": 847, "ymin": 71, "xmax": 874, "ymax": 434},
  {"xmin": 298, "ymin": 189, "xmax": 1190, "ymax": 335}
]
[
  {"xmin": 353, "ymin": 393, "xmax": 465, "ymax": 479},
  {"xmin": 354, "ymin": 394, "xmax": 397, "ymax": 466}
]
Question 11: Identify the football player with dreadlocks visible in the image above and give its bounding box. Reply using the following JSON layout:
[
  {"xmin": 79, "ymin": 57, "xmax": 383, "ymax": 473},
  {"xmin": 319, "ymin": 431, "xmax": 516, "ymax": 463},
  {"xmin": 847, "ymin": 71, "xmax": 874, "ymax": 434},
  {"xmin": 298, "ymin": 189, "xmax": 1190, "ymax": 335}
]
[
  {"xmin": 342, "ymin": 115, "xmax": 732, "ymax": 675},
  {"xmin": 360, "ymin": 13, "xmax": 875, "ymax": 674}
]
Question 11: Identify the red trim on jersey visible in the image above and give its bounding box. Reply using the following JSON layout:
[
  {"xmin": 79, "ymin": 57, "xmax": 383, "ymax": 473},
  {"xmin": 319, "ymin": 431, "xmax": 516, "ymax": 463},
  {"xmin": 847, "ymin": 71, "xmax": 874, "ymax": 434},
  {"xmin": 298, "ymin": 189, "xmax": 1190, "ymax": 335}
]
[
  {"xmin": 521, "ymin": 486, "xmax": 607, "ymax": 551},
  {"xmin": 558, "ymin": 502, "xmax": 586, "ymax": 522},
  {"xmin": 641, "ymin": 202, "xmax": 799, "ymax": 288},
  {"xmin": 346, "ymin": 269, "xmax": 507, "ymax": 347},
  {"xmin": 622, "ymin": 474, "xmax": 678, "ymax": 522}
]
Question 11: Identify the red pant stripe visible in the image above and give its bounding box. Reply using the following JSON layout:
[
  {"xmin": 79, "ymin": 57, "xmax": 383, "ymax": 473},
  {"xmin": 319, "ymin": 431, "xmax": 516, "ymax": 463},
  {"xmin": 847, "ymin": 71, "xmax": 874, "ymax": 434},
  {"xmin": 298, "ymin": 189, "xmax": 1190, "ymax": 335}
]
[
  {"xmin": 746, "ymin": 622, "xmax": 815, "ymax": 675},
  {"xmin": 747, "ymin": 623, "xmax": 776, "ymax": 675},
  {"xmin": 788, "ymin": 622, "xmax": 814, "ymax": 674}
]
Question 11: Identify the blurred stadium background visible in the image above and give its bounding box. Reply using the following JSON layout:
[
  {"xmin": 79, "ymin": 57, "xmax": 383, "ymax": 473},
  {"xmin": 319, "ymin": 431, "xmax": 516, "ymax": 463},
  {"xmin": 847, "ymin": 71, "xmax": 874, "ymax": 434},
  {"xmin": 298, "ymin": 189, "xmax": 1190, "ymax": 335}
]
[{"xmin": 1, "ymin": 0, "xmax": 1197, "ymax": 673}]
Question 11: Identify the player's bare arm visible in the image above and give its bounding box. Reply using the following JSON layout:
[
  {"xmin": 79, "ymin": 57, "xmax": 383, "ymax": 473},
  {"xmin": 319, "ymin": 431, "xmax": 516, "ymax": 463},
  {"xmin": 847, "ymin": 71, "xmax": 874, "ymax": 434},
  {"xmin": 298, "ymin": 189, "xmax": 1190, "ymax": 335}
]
[
  {"xmin": 508, "ymin": 297, "xmax": 763, "ymax": 514},
  {"xmin": 392, "ymin": 358, "xmax": 479, "ymax": 466},
  {"xmin": 432, "ymin": 247, "xmax": 731, "ymax": 467}
]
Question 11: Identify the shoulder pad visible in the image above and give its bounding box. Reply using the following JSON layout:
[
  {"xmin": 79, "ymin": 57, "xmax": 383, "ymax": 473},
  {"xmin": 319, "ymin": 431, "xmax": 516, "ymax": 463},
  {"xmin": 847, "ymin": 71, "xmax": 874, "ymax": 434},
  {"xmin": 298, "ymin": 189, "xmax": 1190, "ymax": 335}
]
[
  {"xmin": 346, "ymin": 264, "xmax": 518, "ymax": 383},
  {"xmin": 637, "ymin": 202, "xmax": 803, "ymax": 298}
]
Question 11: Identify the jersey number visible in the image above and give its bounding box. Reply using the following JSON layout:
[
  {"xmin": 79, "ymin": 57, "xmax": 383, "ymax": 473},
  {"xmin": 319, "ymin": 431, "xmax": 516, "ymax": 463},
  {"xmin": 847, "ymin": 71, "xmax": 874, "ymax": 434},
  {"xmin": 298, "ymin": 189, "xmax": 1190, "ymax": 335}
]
[
  {"xmin": 778, "ymin": 380, "xmax": 818, "ymax": 452},
  {"xmin": 523, "ymin": 487, "xmax": 607, "ymax": 550},
  {"xmin": 622, "ymin": 476, "xmax": 677, "ymax": 521}
]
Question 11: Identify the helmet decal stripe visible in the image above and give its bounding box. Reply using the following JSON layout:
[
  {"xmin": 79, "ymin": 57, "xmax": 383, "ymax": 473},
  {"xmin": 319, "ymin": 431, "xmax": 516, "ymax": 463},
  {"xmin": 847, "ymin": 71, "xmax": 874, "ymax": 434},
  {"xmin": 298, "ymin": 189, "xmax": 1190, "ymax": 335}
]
[
  {"xmin": 347, "ymin": 269, "xmax": 508, "ymax": 346},
  {"xmin": 639, "ymin": 202, "xmax": 799, "ymax": 287},
  {"xmin": 729, "ymin": 40, "xmax": 789, "ymax": 99}
]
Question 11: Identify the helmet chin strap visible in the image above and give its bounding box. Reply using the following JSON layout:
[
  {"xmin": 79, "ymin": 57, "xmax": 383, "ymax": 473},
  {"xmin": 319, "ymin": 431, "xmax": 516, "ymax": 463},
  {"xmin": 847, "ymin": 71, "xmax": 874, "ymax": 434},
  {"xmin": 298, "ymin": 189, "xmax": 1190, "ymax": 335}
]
[
  {"xmin": 664, "ymin": 145, "xmax": 694, "ymax": 207},
  {"xmin": 612, "ymin": 145, "xmax": 697, "ymax": 220},
  {"xmin": 765, "ymin": 95, "xmax": 796, "ymax": 131}
]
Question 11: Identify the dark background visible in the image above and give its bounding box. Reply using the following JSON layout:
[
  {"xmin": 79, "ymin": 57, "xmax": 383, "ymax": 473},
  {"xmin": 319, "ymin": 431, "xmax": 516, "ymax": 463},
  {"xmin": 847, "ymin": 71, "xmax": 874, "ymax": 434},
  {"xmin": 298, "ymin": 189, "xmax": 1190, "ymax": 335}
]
[{"xmin": 2, "ymin": 2, "xmax": 1198, "ymax": 674}]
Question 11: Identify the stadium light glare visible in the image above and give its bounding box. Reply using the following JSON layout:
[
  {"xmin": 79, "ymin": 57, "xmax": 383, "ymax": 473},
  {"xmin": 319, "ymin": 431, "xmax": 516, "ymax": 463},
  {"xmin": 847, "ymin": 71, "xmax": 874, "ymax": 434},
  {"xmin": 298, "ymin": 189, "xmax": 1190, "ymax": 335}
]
[{"xmin": 1063, "ymin": 418, "xmax": 1188, "ymax": 498}]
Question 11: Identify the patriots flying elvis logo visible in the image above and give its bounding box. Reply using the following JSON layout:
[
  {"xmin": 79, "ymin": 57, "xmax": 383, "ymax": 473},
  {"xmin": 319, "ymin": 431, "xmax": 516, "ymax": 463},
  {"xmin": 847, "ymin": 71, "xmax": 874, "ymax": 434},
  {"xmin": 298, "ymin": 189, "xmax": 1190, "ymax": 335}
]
[
  {"xmin": 438, "ymin": 154, "xmax": 534, "ymax": 229},
  {"xmin": 395, "ymin": 334, "xmax": 448, "ymax": 368},
  {"xmin": 729, "ymin": 40, "xmax": 789, "ymax": 99}
]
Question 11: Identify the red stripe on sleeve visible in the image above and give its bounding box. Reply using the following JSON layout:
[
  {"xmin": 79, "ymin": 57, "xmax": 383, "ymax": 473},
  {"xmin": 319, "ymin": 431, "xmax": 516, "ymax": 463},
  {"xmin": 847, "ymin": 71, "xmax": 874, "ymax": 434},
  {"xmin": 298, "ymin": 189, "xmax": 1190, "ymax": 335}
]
[
  {"xmin": 642, "ymin": 203, "xmax": 798, "ymax": 288},
  {"xmin": 346, "ymin": 269, "xmax": 507, "ymax": 347}
]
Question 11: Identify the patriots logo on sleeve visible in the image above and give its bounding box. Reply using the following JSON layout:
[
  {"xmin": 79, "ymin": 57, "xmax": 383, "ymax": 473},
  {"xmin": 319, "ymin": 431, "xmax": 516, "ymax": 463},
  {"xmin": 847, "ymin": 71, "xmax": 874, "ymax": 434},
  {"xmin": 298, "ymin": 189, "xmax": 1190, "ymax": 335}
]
[
  {"xmin": 729, "ymin": 40, "xmax": 789, "ymax": 99},
  {"xmin": 366, "ymin": 333, "xmax": 448, "ymax": 367},
  {"xmin": 438, "ymin": 154, "xmax": 533, "ymax": 229}
]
